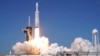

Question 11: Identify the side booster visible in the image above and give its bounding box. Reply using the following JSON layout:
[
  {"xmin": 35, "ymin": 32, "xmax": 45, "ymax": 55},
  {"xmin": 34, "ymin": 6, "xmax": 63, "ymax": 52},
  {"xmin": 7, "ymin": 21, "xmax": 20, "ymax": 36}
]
[{"xmin": 23, "ymin": 16, "xmax": 33, "ymax": 41}]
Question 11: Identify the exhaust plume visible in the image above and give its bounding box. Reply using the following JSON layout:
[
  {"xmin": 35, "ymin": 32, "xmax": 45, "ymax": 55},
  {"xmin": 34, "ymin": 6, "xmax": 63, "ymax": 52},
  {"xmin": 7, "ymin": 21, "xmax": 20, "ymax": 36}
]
[{"xmin": 13, "ymin": 37, "xmax": 100, "ymax": 55}]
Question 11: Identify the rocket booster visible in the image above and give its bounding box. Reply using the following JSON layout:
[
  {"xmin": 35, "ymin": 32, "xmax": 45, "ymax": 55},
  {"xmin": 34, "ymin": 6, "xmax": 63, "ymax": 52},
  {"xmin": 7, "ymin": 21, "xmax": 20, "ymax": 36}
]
[{"xmin": 35, "ymin": 2, "xmax": 39, "ymax": 28}]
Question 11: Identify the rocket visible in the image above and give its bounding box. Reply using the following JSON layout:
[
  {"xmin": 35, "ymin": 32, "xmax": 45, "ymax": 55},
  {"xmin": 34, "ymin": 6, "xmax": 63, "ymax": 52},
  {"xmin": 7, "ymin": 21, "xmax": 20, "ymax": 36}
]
[
  {"xmin": 35, "ymin": 2, "xmax": 39, "ymax": 28},
  {"xmin": 34, "ymin": 2, "xmax": 40, "ymax": 39},
  {"xmin": 22, "ymin": 2, "xmax": 40, "ymax": 41}
]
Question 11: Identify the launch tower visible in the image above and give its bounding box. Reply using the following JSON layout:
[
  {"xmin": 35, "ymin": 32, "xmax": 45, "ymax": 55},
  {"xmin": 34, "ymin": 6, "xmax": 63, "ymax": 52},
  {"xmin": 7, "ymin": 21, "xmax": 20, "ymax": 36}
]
[
  {"xmin": 23, "ymin": 16, "xmax": 33, "ymax": 41},
  {"xmin": 92, "ymin": 28, "xmax": 99, "ymax": 47}
]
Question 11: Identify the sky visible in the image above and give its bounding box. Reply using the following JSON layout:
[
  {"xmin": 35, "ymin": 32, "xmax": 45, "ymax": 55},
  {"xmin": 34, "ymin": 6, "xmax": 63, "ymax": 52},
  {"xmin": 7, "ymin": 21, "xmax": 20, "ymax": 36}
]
[{"xmin": 0, "ymin": 0, "xmax": 100, "ymax": 54}]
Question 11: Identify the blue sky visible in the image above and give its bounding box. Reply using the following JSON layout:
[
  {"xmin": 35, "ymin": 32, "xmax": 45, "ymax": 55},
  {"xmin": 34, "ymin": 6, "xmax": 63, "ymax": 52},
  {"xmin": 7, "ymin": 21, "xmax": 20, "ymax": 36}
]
[{"xmin": 0, "ymin": 0, "xmax": 100, "ymax": 53}]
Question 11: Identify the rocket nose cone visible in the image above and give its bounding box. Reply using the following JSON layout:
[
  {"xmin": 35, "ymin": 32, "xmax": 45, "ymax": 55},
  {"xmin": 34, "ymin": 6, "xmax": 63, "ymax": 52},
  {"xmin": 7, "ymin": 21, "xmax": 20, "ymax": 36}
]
[{"xmin": 36, "ymin": 2, "xmax": 38, "ymax": 7}]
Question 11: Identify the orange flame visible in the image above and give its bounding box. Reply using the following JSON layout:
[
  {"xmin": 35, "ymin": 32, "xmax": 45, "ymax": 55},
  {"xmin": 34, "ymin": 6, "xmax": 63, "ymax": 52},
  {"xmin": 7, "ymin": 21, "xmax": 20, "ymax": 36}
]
[{"xmin": 28, "ymin": 28, "xmax": 49, "ymax": 54}]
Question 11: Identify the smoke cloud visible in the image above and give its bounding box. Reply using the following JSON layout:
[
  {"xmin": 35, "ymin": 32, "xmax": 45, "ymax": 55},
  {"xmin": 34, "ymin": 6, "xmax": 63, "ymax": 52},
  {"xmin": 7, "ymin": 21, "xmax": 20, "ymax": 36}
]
[
  {"xmin": 43, "ymin": 43, "xmax": 70, "ymax": 55},
  {"xmin": 12, "ymin": 36, "xmax": 49, "ymax": 55},
  {"xmin": 12, "ymin": 37, "xmax": 100, "ymax": 55},
  {"xmin": 71, "ymin": 37, "xmax": 93, "ymax": 52}
]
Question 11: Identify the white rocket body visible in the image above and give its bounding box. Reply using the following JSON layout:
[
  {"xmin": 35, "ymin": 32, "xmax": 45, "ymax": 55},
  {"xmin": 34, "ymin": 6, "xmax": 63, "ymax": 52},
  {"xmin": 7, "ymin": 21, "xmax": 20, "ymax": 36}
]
[
  {"xmin": 35, "ymin": 2, "xmax": 39, "ymax": 28},
  {"xmin": 34, "ymin": 2, "xmax": 40, "ymax": 39}
]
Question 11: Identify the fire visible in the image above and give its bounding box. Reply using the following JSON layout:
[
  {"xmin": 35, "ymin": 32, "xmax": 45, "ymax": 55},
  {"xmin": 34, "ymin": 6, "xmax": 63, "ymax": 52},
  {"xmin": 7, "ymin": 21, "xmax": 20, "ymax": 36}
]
[
  {"xmin": 12, "ymin": 28, "xmax": 49, "ymax": 55},
  {"xmin": 29, "ymin": 28, "xmax": 49, "ymax": 54}
]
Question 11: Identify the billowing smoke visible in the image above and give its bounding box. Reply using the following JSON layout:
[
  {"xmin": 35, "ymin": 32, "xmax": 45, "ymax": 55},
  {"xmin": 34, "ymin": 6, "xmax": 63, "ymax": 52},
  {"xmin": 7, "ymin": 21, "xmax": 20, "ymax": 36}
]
[
  {"xmin": 12, "ymin": 41, "xmax": 38, "ymax": 55},
  {"xmin": 71, "ymin": 37, "xmax": 100, "ymax": 53},
  {"xmin": 71, "ymin": 37, "xmax": 93, "ymax": 52},
  {"xmin": 42, "ymin": 43, "xmax": 71, "ymax": 55},
  {"xmin": 12, "ymin": 36, "xmax": 100, "ymax": 55},
  {"xmin": 12, "ymin": 36, "xmax": 49, "ymax": 55}
]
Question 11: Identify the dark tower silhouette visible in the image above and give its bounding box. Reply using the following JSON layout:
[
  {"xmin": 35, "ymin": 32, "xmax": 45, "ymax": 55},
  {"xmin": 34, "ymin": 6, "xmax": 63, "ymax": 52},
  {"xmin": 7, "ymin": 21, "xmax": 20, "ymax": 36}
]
[{"xmin": 23, "ymin": 16, "xmax": 33, "ymax": 41}]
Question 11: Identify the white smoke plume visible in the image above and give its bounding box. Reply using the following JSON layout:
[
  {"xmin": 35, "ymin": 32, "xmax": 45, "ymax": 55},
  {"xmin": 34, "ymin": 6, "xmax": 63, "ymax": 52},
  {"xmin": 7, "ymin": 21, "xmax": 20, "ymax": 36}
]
[
  {"xmin": 12, "ymin": 41, "xmax": 34, "ymax": 54},
  {"xmin": 12, "ymin": 36, "xmax": 49, "ymax": 55},
  {"xmin": 12, "ymin": 37, "xmax": 100, "ymax": 55},
  {"xmin": 42, "ymin": 43, "xmax": 70, "ymax": 55},
  {"xmin": 71, "ymin": 37, "xmax": 93, "ymax": 52}
]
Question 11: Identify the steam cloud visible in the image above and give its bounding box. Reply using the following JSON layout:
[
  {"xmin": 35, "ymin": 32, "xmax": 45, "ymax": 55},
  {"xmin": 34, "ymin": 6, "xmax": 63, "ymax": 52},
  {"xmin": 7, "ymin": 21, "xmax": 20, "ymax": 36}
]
[
  {"xmin": 71, "ymin": 37, "xmax": 93, "ymax": 52},
  {"xmin": 12, "ymin": 36, "xmax": 49, "ymax": 55},
  {"xmin": 12, "ymin": 36, "xmax": 100, "ymax": 55}
]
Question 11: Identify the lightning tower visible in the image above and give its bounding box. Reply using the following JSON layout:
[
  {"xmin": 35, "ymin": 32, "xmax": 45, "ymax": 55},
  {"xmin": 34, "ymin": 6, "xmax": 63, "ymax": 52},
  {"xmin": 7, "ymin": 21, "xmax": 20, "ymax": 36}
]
[{"xmin": 92, "ymin": 28, "xmax": 99, "ymax": 47}]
